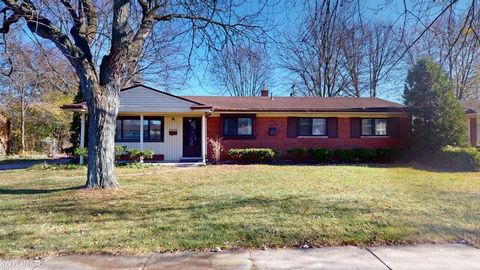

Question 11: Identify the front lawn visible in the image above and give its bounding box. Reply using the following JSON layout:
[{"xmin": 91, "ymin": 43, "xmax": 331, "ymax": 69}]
[{"xmin": 0, "ymin": 164, "xmax": 479, "ymax": 258}]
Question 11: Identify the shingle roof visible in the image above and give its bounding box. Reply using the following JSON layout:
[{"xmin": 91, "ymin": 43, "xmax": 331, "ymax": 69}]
[
  {"xmin": 60, "ymin": 84, "xmax": 407, "ymax": 113},
  {"xmin": 459, "ymin": 100, "xmax": 480, "ymax": 114},
  {"xmin": 185, "ymin": 96, "xmax": 405, "ymax": 112}
]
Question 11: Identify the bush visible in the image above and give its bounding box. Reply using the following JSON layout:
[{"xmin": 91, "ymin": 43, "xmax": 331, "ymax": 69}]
[
  {"xmin": 353, "ymin": 148, "xmax": 376, "ymax": 163},
  {"xmin": 73, "ymin": 147, "xmax": 88, "ymax": 158},
  {"xmin": 208, "ymin": 137, "xmax": 224, "ymax": 164},
  {"xmin": 334, "ymin": 149, "xmax": 355, "ymax": 163},
  {"xmin": 228, "ymin": 148, "xmax": 276, "ymax": 163},
  {"xmin": 115, "ymin": 145, "xmax": 127, "ymax": 161},
  {"xmin": 286, "ymin": 148, "xmax": 310, "ymax": 161},
  {"xmin": 374, "ymin": 148, "xmax": 396, "ymax": 163},
  {"xmin": 126, "ymin": 149, "xmax": 154, "ymax": 163},
  {"xmin": 311, "ymin": 148, "xmax": 333, "ymax": 163},
  {"xmin": 433, "ymin": 146, "xmax": 480, "ymax": 171}
]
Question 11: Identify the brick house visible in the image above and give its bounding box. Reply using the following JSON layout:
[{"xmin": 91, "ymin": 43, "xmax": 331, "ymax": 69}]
[
  {"xmin": 460, "ymin": 100, "xmax": 480, "ymax": 146},
  {"xmin": 62, "ymin": 84, "xmax": 410, "ymax": 163}
]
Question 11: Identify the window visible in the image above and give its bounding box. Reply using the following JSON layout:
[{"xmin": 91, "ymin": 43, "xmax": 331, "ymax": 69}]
[
  {"xmin": 143, "ymin": 117, "xmax": 164, "ymax": 142},
  {"xmin": 116, "ymin": 117, "xmax": 164, "ymax": 142},
  {"xmin": 361, "ymin": 118, "xmax": 388, "ymax": 136},
  {"xmin": 223, "ymin": 116, "xmax": 254, "ymax": 137},
  {"xmin": 298, "ymin": 118, "xmax": 327, "ymax": 136}
]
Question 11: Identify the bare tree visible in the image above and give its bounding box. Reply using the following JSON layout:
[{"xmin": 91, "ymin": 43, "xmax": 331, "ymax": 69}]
[
  {"xmin": 280, "ymin": 0, "xmax": 354, "ymax": 97},
  {"xmin": 363, "ymin": 22, "xmax": 402, "ymax": 97},
  {"xmin": 211, "ymin": 43, "xmax": 270, "ymax": 96},
  {"xmin": 338, "ymin": 19, "xmax": 364, "ymax": 97},
  {"xmin": 0, "ymin": 0, "xmax": 267, "ymax": 188},
  {"xmin": 407, "ymin": 7, "xmax": 480, "ymax": 100}
]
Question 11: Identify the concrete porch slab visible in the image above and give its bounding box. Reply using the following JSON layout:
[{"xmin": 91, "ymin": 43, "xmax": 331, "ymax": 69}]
[{"xmin": 369, "ymin": 243, "xmax": 480, "ymax": 270}]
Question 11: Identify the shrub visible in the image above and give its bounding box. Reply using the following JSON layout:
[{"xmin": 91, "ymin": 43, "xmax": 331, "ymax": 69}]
[
  {"xmin": 334, "ymin": 149, "xmax": 355, "ymax": 163},
  {"xmin": 115, "ymin": 145, "xmax": 127, "ymax": 161},
  {"xmin": 353, "ymin": 148, "xmax": 376, "ymax": 163},
  {"xmin": 311, "ymin": 148, "xmax": 333, "ymax": 163},
  {"xmin": 374, "ymin": 148, "xmax": 396, "ymax": 163},
  {"xmin": 286, "ymin": 148, "xmax": 310, "ymax": 161},
  {"xmin": 208, "ymin": 137, "xmax": 224, "ymax": 164},
  {"xmin": 126, "ymin": 149, "xmax": 154, "ymax": 163},
  {"xmin": 228, "ymin": 148, "xmax": 276, "ymax": 163},
  {"xmin": 73, "ymin": 147, "xmax": 88, "ymax": 158},
  {"xmin": 433, "ymin": 146, "xmax": 480, "ymax": 171}
]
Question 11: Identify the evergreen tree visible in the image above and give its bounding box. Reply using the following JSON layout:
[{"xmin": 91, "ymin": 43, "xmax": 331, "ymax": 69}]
[
  {"xmin": 404, "ymin": 58, "xmax": 467, "ymax": 153},
  {"xmin": 68, "ymin": 87, "xmax": 87, "ymax": 153}
]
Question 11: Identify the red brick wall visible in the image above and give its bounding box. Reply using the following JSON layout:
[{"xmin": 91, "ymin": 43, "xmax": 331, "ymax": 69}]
[{"xmin": 206, "ymin": 116, "xmax": 410, "ymax": 159}]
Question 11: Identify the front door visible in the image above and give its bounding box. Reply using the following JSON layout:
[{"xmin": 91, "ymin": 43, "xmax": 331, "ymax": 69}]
[{"xmin": 183, "ymin": 117, "xmax": 202, "ymax": 157}]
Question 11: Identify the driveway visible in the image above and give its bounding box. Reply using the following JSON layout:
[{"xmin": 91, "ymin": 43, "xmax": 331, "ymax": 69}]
[
  {"xmin": 1, "ymin": 243, "xmax": 479, "ymax": 270},
  {"xmin": 0, "ymin": 157, "xmax": 71, "ymax": 171}
]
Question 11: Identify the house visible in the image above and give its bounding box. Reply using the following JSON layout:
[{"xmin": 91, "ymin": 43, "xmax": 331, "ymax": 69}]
[
  {"xmin": 460, "ymin": 100, "xmax": 480, "ymax": 146},
  {"xmin": 61, "ymin": 84, "xmax": 411, "ymax": 163}
]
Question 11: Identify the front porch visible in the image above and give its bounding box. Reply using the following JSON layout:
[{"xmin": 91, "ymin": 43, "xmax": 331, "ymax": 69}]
[
  {"xmin": 61, "ymin": 85, "xmax": 212, "ymax": 164},
  {"xmin": 75, "ymin": 113, "xmax": 208, "ymax": 164}
]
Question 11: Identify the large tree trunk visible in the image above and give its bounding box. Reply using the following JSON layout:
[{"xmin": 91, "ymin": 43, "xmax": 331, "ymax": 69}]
[{"xmin": 84, "ymin": 83, "xmax": 121, "ymax": 189}]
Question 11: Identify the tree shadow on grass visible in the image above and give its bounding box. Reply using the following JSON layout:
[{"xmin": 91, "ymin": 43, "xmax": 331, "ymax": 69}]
[{"xmin": 0, "ymin": 185, "xmax": 83, "ymax": 195}]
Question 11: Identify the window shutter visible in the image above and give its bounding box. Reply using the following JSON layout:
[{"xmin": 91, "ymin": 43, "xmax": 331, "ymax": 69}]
[
  {"xmin": 470, "ymin": 118, "xmax": 477, "ymax": 145},
  {"xmin": 387, "ymin": 118, "xmax": 401, "ymax": 138},
  {"xmin": 350, "ymin": 117, "xmax": 361, "ymax": 138},
  {"xmin": 327, "ymin": 118, "xmax": 338, "ymax": 138},
  {"xmin": 287, "ymin": 117, "xmax": 298, "ymax": 138}
]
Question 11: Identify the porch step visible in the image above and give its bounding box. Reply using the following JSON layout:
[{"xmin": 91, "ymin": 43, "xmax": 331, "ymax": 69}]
[{"xmin": 179, "ymin": 158, "xmax": 202, "ymax": 163}]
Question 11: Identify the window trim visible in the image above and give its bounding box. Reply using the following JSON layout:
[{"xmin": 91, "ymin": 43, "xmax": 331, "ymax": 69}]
[
  {"xmin": 297, "ymin": 117, "xmax": 328, "ymax": 137},
  {"xmin": 143, "ymin": 116, "xmax": 165, "ymax": 142},
  {"xmin": 115, "ymin": 116, "xmax": 164, "ymax": 143},
  {"xmin": 361, "ymin": 118, "xmax": 389, "ymax": 137},
  {"xmin": 221, "ymin": 114, "xmax": 256, "ymax": 139}
]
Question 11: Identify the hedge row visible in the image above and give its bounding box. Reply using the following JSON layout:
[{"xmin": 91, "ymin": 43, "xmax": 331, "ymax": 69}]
[
  {"xmin": 227, "ymin": 147, "xmax": 396, "ymax": 164},
  {"xmin": 432, "ymin": 146, "xmax": 480, "ymax": 171},
  {"xmin": 228, "ymin": 148, "xmax": 277, "ymax": 163},
  {"xmin": 287, "ymin": 148, "xmax": 396, "ymax": 163}
]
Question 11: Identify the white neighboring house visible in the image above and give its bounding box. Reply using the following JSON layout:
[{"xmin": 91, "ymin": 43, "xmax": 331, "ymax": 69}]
[{"xmin": 460, "ymin": 100, "xmax": 480, "ymax": 146}]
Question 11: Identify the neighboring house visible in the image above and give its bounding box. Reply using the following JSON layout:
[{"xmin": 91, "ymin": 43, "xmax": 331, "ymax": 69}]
[
  {"xmin": 460, "ymin": 100, "xmax": 480, "ymax": 146},
  {"xmin": 0, "ymin": 111, "xmax": 9, "ymax": 155},
  {"xmin": 62, "ymin": 85, "xmax": 410, "ymax": 163}
]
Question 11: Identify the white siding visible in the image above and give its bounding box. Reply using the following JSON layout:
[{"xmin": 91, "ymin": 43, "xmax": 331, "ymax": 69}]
[
  {"xmin": 116, "ymin": 116, "xmax": 184, "ymax": 161},
  {"xmin": 119, "ymin": 86, "xmax": 198, "ymax": 113}
]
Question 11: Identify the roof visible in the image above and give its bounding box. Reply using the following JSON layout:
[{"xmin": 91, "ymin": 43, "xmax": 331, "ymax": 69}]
[
  {"xmin": 185, "ymin": 96, "xmax": 405, "ymax": 112},
  {"xmin": 61, "ymin": 84, "xmax": 407, "ymax": 113},
  {"xmin": 459, "ymin": 100, "xmax": 480, "ymax": 114}
]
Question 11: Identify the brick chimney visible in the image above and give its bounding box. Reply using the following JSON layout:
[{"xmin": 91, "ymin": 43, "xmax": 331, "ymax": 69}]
[{"xmin": 260, "ymin": 84, "xmax": 269, "ymax": 97}]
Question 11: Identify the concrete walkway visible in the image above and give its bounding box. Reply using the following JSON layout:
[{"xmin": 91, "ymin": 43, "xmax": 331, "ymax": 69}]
[{"xmin": 1, "ymin": 244, "xmax": 479, "ymax": 270}]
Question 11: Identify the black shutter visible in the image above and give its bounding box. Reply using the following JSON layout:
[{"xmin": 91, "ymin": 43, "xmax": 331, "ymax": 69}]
[
  {"xmin": 350, "ymin": 117, "xmax": 361, "ymax": 138},
  {"xmin": 327, "ymin": 118, "xmax": 338, "ymax": 138},
  {"xmin": 287, "ymin": 117, "xmax": 298, "ymax": 138},
  {"xmin": 471, "ymin": 118, "xmax": 477, "ymax": 145},
  {"xmin": 387, "ymin": 118, "xmax": 401, "ymax": 138}
]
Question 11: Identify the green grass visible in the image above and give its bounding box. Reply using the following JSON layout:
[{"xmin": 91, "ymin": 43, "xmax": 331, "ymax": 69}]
[{"xmin": 0, "ymin": 164, "xmax": 479, "ymax": 258}]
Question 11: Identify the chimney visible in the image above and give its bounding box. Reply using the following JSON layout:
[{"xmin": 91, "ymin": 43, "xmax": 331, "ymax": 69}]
[{"xmin": 260, "ymin": 84, "xmax": 269, "ymax": 97}]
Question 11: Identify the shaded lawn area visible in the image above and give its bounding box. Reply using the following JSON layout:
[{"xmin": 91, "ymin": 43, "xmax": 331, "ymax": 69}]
[{"xmin": 0, "ymin": 164, "xmax": 479, "ymax": 258}]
